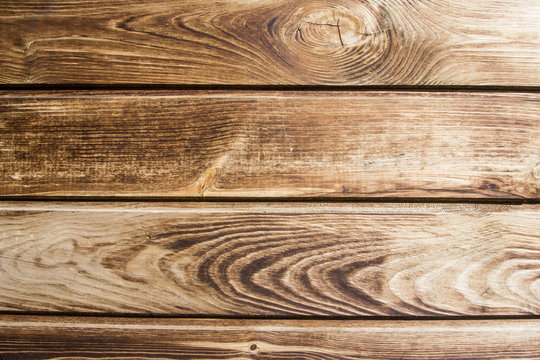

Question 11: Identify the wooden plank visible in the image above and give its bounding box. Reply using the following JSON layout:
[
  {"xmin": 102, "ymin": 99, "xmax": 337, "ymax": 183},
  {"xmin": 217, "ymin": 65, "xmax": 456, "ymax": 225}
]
[
  {"xmin": 1, "ymin": 315, "xmax": 540, "ymax": 359},
  {"xmin": 0, "ymin": 202, "xmax": 538, "ymax": 316},
  {"xmin": 1, "ymin": 91, "xmax": 539, "ymax": 199},
  {"xmin": 1, "ymin": 0, "xmax": 540, "ymax": 85}
]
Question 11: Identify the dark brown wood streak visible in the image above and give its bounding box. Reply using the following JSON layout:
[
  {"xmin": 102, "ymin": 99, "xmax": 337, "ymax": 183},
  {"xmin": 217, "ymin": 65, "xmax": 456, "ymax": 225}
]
[
  {"xmin": 1, "ymin": 91, "xmax": 539, "ymax": 199},
  {"xmin": 1, "ymin": 0, "xmax": 540, "ymax": 85},
  {"xmin": 1, "ymin": 316, "xmax": 540, "ymax": 359},
  {"xmin": 0, "ymin": 202, "xmax": 538, "ymax": 316}
]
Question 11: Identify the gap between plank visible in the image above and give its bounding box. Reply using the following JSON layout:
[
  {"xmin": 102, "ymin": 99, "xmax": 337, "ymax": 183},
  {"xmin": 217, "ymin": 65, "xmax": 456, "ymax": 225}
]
[
  {"xmin": 2, "ymin": 84, "xmax": 540, "ymax": 93},
  {"xmin": 0, "ymin": 196, "xmax": 536, "ymax": 205},
  {"xmin": 0, "ymin": 311, "xmax": 537, "ymax": 322}
]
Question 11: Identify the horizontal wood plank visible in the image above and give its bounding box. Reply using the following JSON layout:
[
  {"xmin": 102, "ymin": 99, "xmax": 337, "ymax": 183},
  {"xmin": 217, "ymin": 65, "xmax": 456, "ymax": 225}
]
[
  {"xmin": 1, "ymin": 0, "xmax": 540, "ymax": 85},
  {"xmin": 1, "ymin": 315, "xmax": 540, "ymax": 359},
  {"xmin": 0, "ymin": 202, "xmax": 538, "ymax": 316},
  {"xmin": 1, "ymin": 91, "xmax": 539, "ymax": 199}
]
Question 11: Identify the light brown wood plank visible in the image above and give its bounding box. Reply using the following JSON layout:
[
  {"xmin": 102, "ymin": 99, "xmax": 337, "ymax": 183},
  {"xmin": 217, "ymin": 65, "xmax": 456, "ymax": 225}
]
[
  {"xmin": 1, "ymin": 0, "xmax": 540, "ymax": 85},
  {"xmin": 1, "ymin": 91, "xmax": 539, "ymax": 199},
  {"xmin": 0, "ymin": 202, "xmax": 538, "ymax": 316},
  {"xmin": 1, "ymin": 315, "xmax": 540, "ymax": 359}
]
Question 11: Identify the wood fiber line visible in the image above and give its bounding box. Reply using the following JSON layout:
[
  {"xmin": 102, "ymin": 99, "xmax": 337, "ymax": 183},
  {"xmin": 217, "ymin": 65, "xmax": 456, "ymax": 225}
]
[
  {"xmin": 1, "ymin": 316, "xmax": 540, "ymax": 359},
  {"xmin": 1, "ymin": 0, "xmax": 540, "ymax": 85},
  {"xmin": 1, "ymin": 91, "xmax": 539, "ymax": 199},
  {"xmin": 0, "ymin": 202, "xmax": 538, "ymax": 316}
]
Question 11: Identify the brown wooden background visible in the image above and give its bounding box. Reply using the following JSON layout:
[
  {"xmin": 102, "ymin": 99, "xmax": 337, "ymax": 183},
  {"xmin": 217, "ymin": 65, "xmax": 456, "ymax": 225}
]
[{"xmin": 0, "ymin": 0, "xmax": 539, "ymax": 358}]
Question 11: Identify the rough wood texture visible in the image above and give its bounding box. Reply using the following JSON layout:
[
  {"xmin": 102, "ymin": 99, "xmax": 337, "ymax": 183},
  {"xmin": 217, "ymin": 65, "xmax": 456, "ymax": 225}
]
[
  {"xmin": 1, "ymin": 91, "xmax": 539, "ymax": 199},
  {"xmin": 1, "ymin": 0, "xmax": 540, "ymax": 85},
  {"xmin": 1, "ymin": 315, "xmax": 540, "ymax": 359},
  {"xmin": 0, "ymin": 202, "xmax": 538, "ymax": 316}
]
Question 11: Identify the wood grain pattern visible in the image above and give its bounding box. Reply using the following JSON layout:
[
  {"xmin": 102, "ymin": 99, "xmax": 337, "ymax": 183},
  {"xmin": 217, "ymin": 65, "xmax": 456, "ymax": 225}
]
[
  {"xmin": 1, "ymin": 0, "xmax": 540, "ymax": 85},
  {"xmin": 1, "ymin": 91, "xmax": 539, "ymax": 199},
  {"xmin": 0, "ymin": 202, "xmax": 538, "ymax": 316},
  {"xmin": 1, "ymin": 315, "xmax": 540, "ymax": 359}
]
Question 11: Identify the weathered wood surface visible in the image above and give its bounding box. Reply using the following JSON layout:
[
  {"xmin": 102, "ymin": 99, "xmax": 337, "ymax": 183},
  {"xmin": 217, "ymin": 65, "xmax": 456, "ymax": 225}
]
[
  {"xmin": 1, "ymin": 0, "xmax": 540, "ymax": 85},
  {"xmin": 0, "ymin": 202, "xmax": 538, "ymax": 316},
  {"xmin": 1, "ymin": 315, "xmax": 540, "ymax": 359},
  {"xmin": 1, "ymin": 91, "xmax": 539, "ymax": 199}
]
